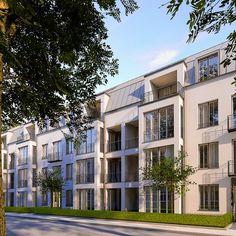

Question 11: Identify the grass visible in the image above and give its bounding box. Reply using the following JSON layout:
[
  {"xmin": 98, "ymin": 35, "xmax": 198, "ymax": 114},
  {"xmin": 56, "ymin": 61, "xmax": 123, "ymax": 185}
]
[{"xmin": 5, "ymin": 207, "xmax": 233, "ymax": 228}]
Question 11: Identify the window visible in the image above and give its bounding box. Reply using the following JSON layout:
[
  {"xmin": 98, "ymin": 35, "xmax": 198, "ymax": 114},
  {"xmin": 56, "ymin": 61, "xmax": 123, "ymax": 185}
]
[
  {"xmin": 42, "ymin": 167, "xmax": 48, "ymax": 176},
  {"xmin": 66, "ymin": 190, "xmax": 73, "ymax": 207},
  {"xmin": 199, "ymin": 100, "xmax": 218, "ymax": 128},
  {"xmin": 18, "ymin": 146, "xmax": 28, "ymax": 165},
  {"xmin": 145, "ymin": 145, "xmax": 174, "ymax": 168},
  {"xmin": 18, "ymin": 169, "xmax": 27, "ymax": 188},
  {"xmin": 76, "ymin": 158, "xmax": 94, "ymax": 184},
  {"xmin": 42, "ymin": 144, "xmax": 48, "ymax": 159},
  {"xmin": 66, "ymin": 138, "xmax": 73, "ymax": 154},
  {"xmin": 53, "ymin": 140, "xmax": 62, "ymax": 160},
  {"xmin": 199, "ymin": 185, "xmax": 219, "ymax": 211},
  {"xmin": 9, "ymin": 153, "xmax": 15, "ymax": 169},
  {"xmin": 199, "ymin": 143, "xmax": 219, "ymax": 168},
  {"xmin": 144, "ymin": 187, "xmax": 174, "ymax": 213},
  {"xmin": 76, "ymin": 128, "xmax": 95, "ymax": 154},
  {"xmin": 32, "ymin": 169, "xmax": 37, "ymax": 187},
  {"xmin": 199, "ymin": 54, "xmax": 218, "ymax": 81},
  {"xmin": 18, "ymin": 191, "xmax": 27, "ymax": 207},
  {"xmin": 78, "ymin": 189, "xmax": 94, "ymax": 210},
  {"xmin": 42, "ymin": 193, "xmax": 48, "ymax": 206},
  {"xmin": 66, "ymin": 164, "xmax": 73, "ymax": 180},
  {"xmin": 144, "ymin": 106, "xmax": 174, "ymax": 142}
]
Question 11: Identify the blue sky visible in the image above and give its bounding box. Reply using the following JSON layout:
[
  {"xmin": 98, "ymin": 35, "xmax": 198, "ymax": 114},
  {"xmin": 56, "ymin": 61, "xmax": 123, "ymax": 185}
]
[{"xmin": 96, "ymin": 0, "xmax": 236, "ymax": 93}]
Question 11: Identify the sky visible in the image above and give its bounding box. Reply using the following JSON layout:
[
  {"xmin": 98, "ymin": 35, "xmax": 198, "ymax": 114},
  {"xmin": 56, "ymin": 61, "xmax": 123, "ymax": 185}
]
[{"xmin": 96, "ymin": 0, "xmax": 236, "ymax": 93}]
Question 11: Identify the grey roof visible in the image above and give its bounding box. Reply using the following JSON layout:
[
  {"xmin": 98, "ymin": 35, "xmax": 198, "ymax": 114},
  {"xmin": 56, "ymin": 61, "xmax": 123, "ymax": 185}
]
[{"xmin": 106, "ymin": 80, "xmax": 144, "ymax": 112}]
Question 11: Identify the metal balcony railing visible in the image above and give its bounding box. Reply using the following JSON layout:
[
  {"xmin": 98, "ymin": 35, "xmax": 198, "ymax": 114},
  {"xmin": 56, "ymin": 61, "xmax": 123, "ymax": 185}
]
[
  {"xmin": 228, "ymin": 160, "xmax": 236, "ymax": 176},
  {"xmin": 18, "ymin": 180, "xmax": 28, "ymax": 188},
  {"xmin": 107, "ymin": 141, "xmax": 121, "ymax": 152},
  {"xmin": 48, "ymin": 152, "xmax": 62, "ymax": 162},
  {"xmin": 107, "ymin": 173, "xmax": 121, "ymax": 183},
  {"xmin": 198, "ymin": 120, "xmax": 218, "ymax": 129},
  {"xmin": 125, "ymin": 137, "xmax": 138, "ymax": 149},
  {"xmin": 76, "ymin": 174, "xmax": 94, "ymax": 184},
  {"xmin": 227, "ymin": 114, "xmax": 236, "ymax": 132},
  {"xmin": 125, "ymin": 171, "xmax": 139, "ymax": 182},
  {"xmin": 9, "ymin": 161, "xmax": 15, "ymax": 169},
  {"xmin": 76, "ymin": 143, "xmax": 95, "ymax": 155},
  {"xmin": 142, "ymin": 83, "xmax": 182, "ymax": 104},
  {"xmin": 144, "ymin": 126, "xmax": 174, "ymax": 142},
  {"xmin": 16, "ymin": 134, "xmax": 35, "ymax": 144}
]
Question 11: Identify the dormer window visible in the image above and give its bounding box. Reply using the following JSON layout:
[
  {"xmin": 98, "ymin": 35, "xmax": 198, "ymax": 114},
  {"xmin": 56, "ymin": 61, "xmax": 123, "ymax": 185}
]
[{"xmin": 199, "ymin": 54, "xmax": 218, "ymax": 81}]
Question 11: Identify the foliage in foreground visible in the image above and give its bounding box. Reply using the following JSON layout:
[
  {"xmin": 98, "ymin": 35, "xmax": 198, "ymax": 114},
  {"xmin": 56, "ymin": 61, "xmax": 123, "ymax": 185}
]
[{"xmin": 5, "ymin": 207, "xmax": 233, "ymax": 228}]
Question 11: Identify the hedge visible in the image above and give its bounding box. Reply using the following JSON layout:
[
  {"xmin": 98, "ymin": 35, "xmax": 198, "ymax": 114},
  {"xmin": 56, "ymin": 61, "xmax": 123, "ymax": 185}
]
[{"xmin": 5, "ymin": 207, "xmax": 233, "ymax": 228}]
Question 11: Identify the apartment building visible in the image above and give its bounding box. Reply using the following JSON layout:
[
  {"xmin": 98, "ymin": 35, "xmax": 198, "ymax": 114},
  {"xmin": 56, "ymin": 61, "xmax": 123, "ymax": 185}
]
[{"xmin": 2, "ymin": 41, "xmax": 236, "ymax": 216}]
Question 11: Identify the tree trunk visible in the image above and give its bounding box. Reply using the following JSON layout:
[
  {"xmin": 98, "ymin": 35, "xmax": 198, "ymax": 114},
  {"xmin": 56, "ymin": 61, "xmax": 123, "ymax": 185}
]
[
  {"xmin": 50, "ymin": 191, "xmax": 53, "ymax": 208},
  {"xmin": 0, "ymin": 1, "xmax": 8, "ymax": 234}
]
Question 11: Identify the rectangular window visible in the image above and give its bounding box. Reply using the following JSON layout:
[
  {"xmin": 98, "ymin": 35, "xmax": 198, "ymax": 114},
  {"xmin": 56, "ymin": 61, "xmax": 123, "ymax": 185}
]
[
  {"xmin": 76, "ymin": 158, "xmax": 94, "ymax": 184},
  {"xmin": 199, "ymin": 54, "xmax": 218, "ymax": 81},
  {"xmin": 66, "ymin": 190, "xmax": 73, "ymax": 207},
  {"xmin": 42, "ymin": 193, "xmax": 48, "ymax": 206},
  {"xmin": 18, "ymin": 169, "xmax": 27, "ymax": 188},
  {"xmin": 9, "ymin": 153, "xmax": 15, "ymax": 169},
  {"xmin": 199, "ymin": 185, "xmax": 219, "ymax": 211},
  {"xmin": 66, "ymin": 164, "xmax": 73, "ymax": 180},
  {"xmin": 144, "ymin": 106, "xmax": 174, "ymax": 142},
  {"xmin": 18, "ymin": 191, "xmax": 27, "ymax": 207},
  {"xmin": 18, "ymin": 146, "xmax": 28, "ymax": 165},
  {"xmin": 42, "ymin": 144, "xmax": 48, "ymax": 159},
  {"xmin": 78, "ymin": 189, "xmax": 94, "ymax": 210},
  {"xmin": 32, "ymin": 169, "xmax": 37, "ymax": 187},
  {"xmin": 199, "ymin": 100, "xmax": 218, "ymax": 128},
  {"xmin": 53, "ymin": 140, "xmax": 62, "ymax": 160},
  {"xmin": 145, "ymin": 145, "xmax": 174, "ymax": 168},
  {"xmin": 76, "ymin": 129, "xmax": 95, "ymax": 154},
  {"xmin": 66, "ymin": 138, "xmax": 73, "ymax": 154},
  {"xmin": 199, "ymin": 142, "xmax": 219, "ymax": 169}
]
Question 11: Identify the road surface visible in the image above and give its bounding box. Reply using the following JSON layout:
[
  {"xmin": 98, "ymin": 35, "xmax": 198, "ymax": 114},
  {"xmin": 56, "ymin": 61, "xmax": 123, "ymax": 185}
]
[{"xmin": 6, "ymin": 215, "xmax": 203, "ymax": 236}]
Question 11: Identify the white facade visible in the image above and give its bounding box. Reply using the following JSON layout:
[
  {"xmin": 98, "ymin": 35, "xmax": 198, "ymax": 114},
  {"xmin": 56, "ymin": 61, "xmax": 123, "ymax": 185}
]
[{"xmin": 2, "ymin": 42, "xmax": 236, "ymax": 215}]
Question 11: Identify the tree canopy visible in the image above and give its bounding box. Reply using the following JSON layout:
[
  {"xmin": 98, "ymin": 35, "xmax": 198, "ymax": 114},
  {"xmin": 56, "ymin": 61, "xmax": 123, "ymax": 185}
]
[
  {"xmin": 162, "ymin": 0, "xmax": 236, "ymax": 66},
  {"xmin": 0, "ymin": 1, "xmax": 138, "ymax": 235}
]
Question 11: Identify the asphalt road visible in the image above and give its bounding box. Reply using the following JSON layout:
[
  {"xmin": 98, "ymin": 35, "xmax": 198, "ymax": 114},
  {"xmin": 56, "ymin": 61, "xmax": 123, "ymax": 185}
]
[{"xmin": 6, "ymin": 215, "xmax": 201, "ymax": 236}]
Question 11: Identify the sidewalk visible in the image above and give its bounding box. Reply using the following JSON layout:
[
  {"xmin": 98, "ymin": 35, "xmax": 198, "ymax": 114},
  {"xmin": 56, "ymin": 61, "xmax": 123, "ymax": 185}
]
[{"xmin": 6, "ymin": 212, "xmax": 236, "ymax": 236}]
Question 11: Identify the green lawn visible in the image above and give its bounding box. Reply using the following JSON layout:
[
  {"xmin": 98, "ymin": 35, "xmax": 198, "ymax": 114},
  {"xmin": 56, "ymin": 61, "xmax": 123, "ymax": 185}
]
[{"xmin": 5, "ymin": 207, "xmax": 233, "ymax": 228}]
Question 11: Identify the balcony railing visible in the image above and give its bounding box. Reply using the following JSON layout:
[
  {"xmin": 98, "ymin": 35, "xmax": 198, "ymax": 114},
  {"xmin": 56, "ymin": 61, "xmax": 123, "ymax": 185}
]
[
  {"xmin": 144, "ymin": 126, "xmax": 174, "ymax": 142},
  {"xmin": 125, "ymin": 171, "xmax": 139, "ymax": 182},
  {"xmin": 9, "ymin": 161, "xmax": 15, "ymax": 169},
  {"xmin": 18, "ymin": 158, "xmax": 28, "ymax": 166},
  {"xmin": 76, "ymin": 174, "xmax": 94, "ymax": 184},
  {"xmin": 76, "ymin": 143, "xmax": 95, "ymax": 155},
  {"xmin": 228, "ymin": 114, "xmax": 236, "ymax": 132},
  {"xmin": 107, "ymin": 173, "xmax": 121, "ymax": 183},
  {"xmin": 142, "ymin": 83, "xmax": 181, "ymax": 104},
  {"xmin": 9, "ymin": 182, "xmax": 14, "ymax": 189},
  {"xmin": 228, "ymin": 160, "xmax": 236, "ymax": 176},
  {"xmin": 107, "ymin": 140, "xmax": 121, "ymax": 152},
  {"xmin": 125, "ymin": 137, "xmax": 138, "ymax": 149},
  {"xmin": 16, "ymin": 134, "xmax": 35, "ymax": 144},
  {"xmin": 18, "ymin": 180, "xmax": 28, "ymax": 188},
  {"xmin": 198, "ymin": 120, "xmax": 218, "ymax": 129},
  {"xmin": 48, "ymin": 152, "xmax": 62, "ymax": 162}
]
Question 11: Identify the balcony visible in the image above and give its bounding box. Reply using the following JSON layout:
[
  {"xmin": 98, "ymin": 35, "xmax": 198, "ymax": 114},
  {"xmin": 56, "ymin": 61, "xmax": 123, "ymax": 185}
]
[
  {"xmin": 144, "ymin": 126, "xmax": 174, "ymax": 142},
  {"xmin": 228, "ymin": 160, "xmax": 236, "ymax": 177},
  {"xmin": 125, "ymin": 137, "xmax": 138, "ymax": 149},
  {"xmin": 48, "ymin": 152, "xmax": 62, "ymax": 162},
  {"xmin": 16, "ymin": 134, "xmax": 35, "ymax": 144},
  {"xmin": 227, "ymin": 114, "xmax": 236, "ymax": 132},
  {"xmin": 107, "ymin": 140, "xmax": 121, "ymax": 152},
  {"xmin": 76, "ymin": 143, "xmax": 95, "ymax": 155},
  {"xmin": 76, "ymin": 174, "xmax": 94, "ymax": 184},
  {"xmin": 107, "ymin": 173, "xmax": 121, "ymax": 183},
  {"xmin": 142, "ymin": 83, "xmax": 181, "ymax": 104},
  {"xmin": 18, "ymin": 180, "xmax": 28, "ymax": 188}
]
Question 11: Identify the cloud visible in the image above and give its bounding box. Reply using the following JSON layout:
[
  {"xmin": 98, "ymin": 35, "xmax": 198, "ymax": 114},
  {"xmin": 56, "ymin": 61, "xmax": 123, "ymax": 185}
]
[{"xmin": 149, "ymin": 49, "xmax": 178, "ymax": 69}]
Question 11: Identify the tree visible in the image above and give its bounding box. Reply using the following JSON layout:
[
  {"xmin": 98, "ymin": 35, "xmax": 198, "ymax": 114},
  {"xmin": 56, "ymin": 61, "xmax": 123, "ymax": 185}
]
[
  {"xmin": 37, "ymin": 169, "xmax": 64, "ymax": 208},
  {"xmin": 0, "ymin": 1, "xmax": 138, "ymax": 235},
  {"xmin": 141, "ymin": 151, "xmax": 196, "ymax": 213},
  {"xmin": 162, "ymin": 0, "xmax": 235, "ymax": 67}
]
